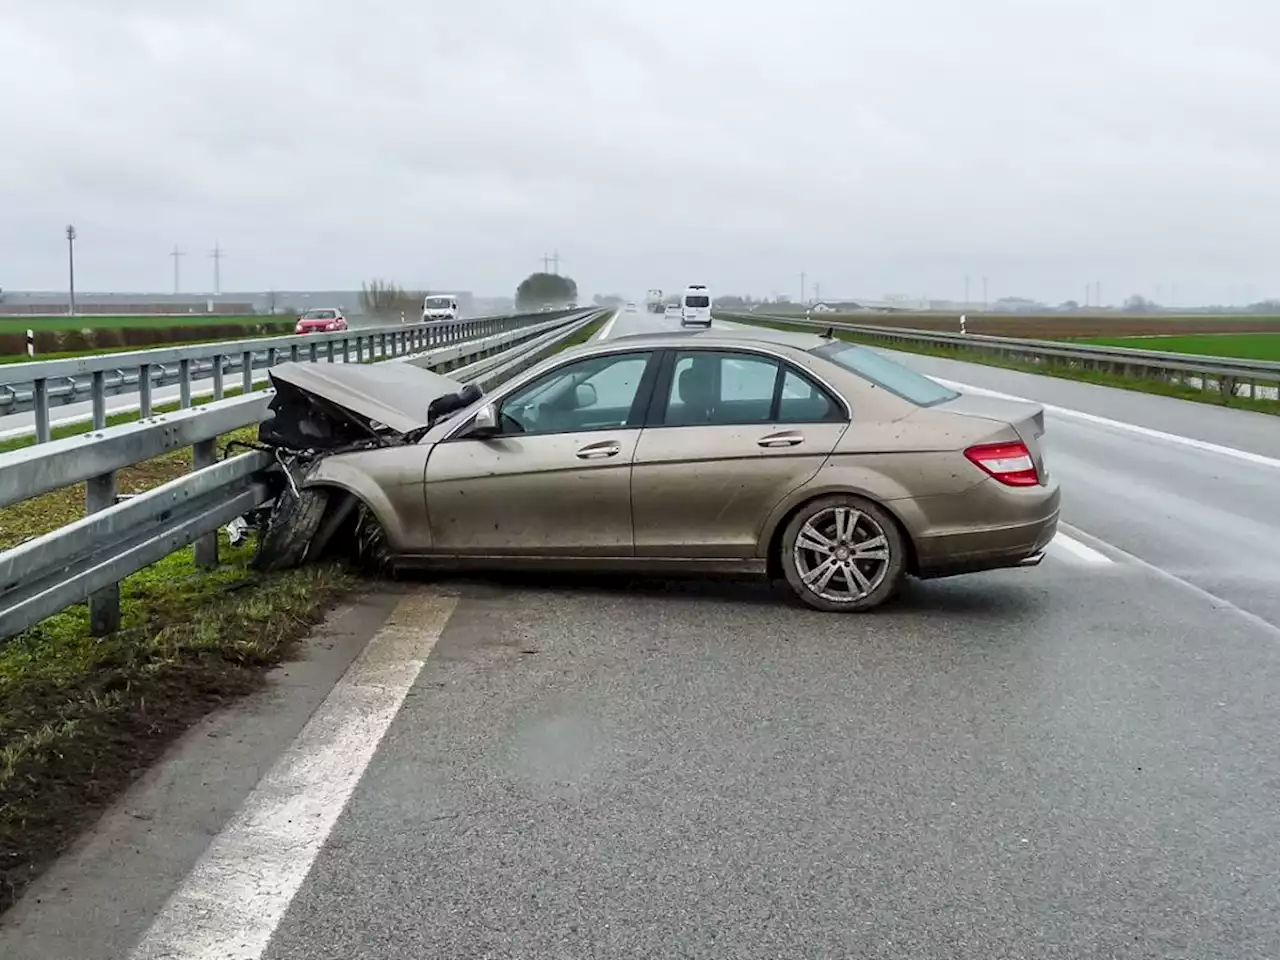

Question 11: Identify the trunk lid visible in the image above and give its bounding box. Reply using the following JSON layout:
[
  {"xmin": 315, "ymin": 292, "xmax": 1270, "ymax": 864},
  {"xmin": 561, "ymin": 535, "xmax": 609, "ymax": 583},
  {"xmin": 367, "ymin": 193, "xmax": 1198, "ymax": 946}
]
[{"xmin": 935, "ymin": 392, "xmax": 1049, "ymax": 481}]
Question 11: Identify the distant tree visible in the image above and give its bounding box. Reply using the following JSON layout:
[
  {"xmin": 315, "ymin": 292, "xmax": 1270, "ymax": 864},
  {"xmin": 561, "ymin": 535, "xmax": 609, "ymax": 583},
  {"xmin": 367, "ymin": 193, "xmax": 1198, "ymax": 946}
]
[
  {"xmin": 360, "ymin": 278, "xmax": 423, "ymax": 318},
  {"xmin": 1123, "ymin": 294, "xmax": 1155, "ymax": 313},
  {"xmin": 1058, "ymin": 300, "xmax": 1080, "ymax": 311},
  {"xmin": 1247, "ymin": 299, "xmax": 1280, "ymax": 314},
  {"xmin": 516, "ymin": 272, "xmax": 577, "ymax": 308}
]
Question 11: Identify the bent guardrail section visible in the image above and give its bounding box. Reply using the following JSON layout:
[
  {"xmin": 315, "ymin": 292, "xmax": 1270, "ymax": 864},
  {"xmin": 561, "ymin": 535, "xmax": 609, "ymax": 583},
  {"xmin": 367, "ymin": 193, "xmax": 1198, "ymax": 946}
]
[
  {"xmin": 0, "ymin": 308, "xmax": 607, "ymax": 643},
  {"xmin": 720, "ymin": 312, "xmax": 1280, "ymax": 401}
]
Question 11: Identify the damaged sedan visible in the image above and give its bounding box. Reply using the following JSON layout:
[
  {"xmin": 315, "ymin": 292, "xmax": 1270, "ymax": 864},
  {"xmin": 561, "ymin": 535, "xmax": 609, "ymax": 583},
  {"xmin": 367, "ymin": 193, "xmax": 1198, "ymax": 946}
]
[{"xmin": 246, "ymin": 327, "xmax": 1060, "ymax": 612}]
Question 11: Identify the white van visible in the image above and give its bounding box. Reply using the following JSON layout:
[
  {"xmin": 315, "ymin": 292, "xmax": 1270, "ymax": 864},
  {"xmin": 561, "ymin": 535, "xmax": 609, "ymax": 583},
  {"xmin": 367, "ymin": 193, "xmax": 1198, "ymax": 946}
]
[
  {"xmin": 422, "ymin": 294, "xmax": 459, "ymax": 322},
  {"xmin": 681, "ymin": 284, "xmax": 712, "ymax": 327}
]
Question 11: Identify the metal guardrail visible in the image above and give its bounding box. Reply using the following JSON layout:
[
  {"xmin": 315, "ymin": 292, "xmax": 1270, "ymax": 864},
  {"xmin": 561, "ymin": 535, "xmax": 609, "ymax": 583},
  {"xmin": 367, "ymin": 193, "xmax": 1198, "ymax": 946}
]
[
  {"xmin": 0, "ymin": 309, "xmax": 584, "ymax": 443},
  {"xmin": 721, "ymin": 312, "xmax": 1280, "ymax": 401},
  {"xmin": 0, "ymin": 309, "xmax": 606, "ymax": 642}
]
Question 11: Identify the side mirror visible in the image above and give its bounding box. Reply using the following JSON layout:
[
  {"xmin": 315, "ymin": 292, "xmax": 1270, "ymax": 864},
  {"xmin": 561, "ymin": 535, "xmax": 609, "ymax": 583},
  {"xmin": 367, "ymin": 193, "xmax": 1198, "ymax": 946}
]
[
  {"xmin": 574, "ymin": 383, "xmax": 597, "ymax": 408},
  {"xmin": 469, "ymin": 403, "xmax": 500, "ymax": 438}
]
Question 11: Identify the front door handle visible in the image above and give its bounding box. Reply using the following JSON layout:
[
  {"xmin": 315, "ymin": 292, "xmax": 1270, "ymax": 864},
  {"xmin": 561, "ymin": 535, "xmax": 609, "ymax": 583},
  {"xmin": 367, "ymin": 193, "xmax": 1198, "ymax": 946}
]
[
  {"xmin": 576, "ymin": 440, "xmax": 621, "ymax": 459},
  {"xmin": 758, "ymin": 431, "xmax": 804, "ymax": 448}
]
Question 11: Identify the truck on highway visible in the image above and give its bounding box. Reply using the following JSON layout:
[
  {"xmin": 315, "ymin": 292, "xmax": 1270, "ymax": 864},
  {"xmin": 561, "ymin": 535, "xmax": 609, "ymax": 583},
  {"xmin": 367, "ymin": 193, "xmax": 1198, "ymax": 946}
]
[
  {"xmin": 421, "ymin": 294, "xmax": 459, "ymax": 322},
  {"xmin": 645, "ymin": 289, "xmax": 664, "ymax": 314}
]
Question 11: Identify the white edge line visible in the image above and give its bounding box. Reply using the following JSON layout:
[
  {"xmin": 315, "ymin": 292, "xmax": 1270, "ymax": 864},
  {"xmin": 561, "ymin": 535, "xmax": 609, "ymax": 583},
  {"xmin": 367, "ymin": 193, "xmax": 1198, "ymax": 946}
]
[
  {"xmin": 1050, "ymin": 531, "xmax": 1114, "ymax": 565},
  {"xmin": 931, "ymin": 376, "xmax": 1280, "ymax": 471},
  {"xmin": 1057, "ymin": 522, "xmax": 1280, "ymax": 641},
  {"xmin": 127, "ymin": 590, "xmax": 459, "ymax": 960},
  {"xmin": 593, "ymin": 310, "xmax": 619, "ymax": 341}
]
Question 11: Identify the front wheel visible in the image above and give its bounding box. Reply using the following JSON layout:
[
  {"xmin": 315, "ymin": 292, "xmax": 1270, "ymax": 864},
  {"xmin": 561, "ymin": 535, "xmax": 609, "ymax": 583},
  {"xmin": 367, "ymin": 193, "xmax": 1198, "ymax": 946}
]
[{"xmin": 779, "ymin": 495, "xmax": 907, "ymax": 612}]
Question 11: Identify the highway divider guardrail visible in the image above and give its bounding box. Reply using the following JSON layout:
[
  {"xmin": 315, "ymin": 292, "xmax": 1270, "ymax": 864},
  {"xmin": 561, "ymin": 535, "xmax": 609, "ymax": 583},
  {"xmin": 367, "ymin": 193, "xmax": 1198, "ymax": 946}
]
[
  {"xmin": 0, "ymin": 308, "xmax": 607, "ymax": 642},
  {"xmin": 720, "ymin": 312, "xmax": 1280, "ymax": 402},
  {"xmin": 0, "ymin": 309, "xmax": 584, "ymax": 444}
]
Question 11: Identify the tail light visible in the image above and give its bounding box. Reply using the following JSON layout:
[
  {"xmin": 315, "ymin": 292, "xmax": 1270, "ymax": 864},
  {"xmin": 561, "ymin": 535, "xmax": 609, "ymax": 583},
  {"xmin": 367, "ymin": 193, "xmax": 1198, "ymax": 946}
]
[{"xmin": 964, "ymin": 441, "xmax": 1040, "ymax": 486}]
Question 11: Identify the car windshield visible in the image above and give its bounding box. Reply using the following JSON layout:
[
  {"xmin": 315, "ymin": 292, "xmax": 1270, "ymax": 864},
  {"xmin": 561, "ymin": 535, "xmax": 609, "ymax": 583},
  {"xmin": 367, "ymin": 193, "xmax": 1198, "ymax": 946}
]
[
  {"xmin": 425, "ymin": 297, "xmax": 452, "ymax": 309},
  {"xmin": 302, "ymin": 309, "xmax": 336, "ymax": 320},
  {"xmin": 813, "ymin": 341, "xmax": 959, "ymax": 407}
]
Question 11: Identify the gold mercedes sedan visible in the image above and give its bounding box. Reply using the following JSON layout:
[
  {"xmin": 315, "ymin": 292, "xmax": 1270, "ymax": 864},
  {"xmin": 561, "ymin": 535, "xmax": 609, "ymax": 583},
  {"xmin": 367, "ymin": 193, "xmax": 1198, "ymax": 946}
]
[{"xmin": 251, "ymin": 326, "xmax": 1060, "ymax": 612}]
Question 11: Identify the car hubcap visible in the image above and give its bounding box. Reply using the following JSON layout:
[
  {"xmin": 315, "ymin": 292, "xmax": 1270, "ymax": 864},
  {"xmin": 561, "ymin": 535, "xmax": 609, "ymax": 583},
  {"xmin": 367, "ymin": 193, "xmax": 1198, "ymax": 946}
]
[{"xmin": 793, "ymin": 507, "xmax": 891, "ymax": 603}]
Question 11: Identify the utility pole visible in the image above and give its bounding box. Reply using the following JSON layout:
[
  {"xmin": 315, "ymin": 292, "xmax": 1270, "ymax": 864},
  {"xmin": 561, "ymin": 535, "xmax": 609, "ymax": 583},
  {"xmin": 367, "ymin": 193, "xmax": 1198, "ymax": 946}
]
[
  {"xmin": 551, "ymin": 250, "xmax": 560, "ymax": 275},
  {"xmin": 1096, "ymin": 280, "xmax": 1103, "ymax": 308},
  {"xmin": 800, "ymin": 271, "xmax": 806, "ymax": 304},
  {"xmin": 66, "ymin": 224, "xmax": 77, "ymax": 316},
  {"xmin": 813, "ymin": 281, "xmax": 821, "ymax": 303},
  {"xmin": 982, "ymin": 276, "xmax": 989, "ymax": 310},
  {"xmin": 170, "ymin": 244, "xmax": 184, "ymax": 294},
  {"xmin": 210, "ymin": 241, "xmax": 224, "ymax": 294},
  {"xmin": 964, "ymin": 274, "xmax": 970, "ymax": 308}
]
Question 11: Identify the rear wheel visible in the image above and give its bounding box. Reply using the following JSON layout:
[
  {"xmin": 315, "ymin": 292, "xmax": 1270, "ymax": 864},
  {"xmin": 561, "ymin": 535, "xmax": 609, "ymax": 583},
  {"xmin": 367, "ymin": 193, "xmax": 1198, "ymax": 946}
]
[{"xmin": 779, "ymin": 495, "xmax": 906, "ymax": 612}]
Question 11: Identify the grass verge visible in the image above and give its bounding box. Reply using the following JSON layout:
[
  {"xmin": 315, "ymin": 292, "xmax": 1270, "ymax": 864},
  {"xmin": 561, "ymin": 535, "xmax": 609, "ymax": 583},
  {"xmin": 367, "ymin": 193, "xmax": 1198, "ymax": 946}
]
[
  {"xmin": 737, "ymin": 318, "xmax": 1280, "ymax": 417},
  {"xmin": 1071, "ymin": 333, "xmax": 1280, "ymax": 363}
]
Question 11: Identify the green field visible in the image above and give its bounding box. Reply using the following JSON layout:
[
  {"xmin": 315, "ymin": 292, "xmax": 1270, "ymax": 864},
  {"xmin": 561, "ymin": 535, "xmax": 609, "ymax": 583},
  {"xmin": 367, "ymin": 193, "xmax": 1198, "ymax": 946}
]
[
  {"xmin": 0, "ymin": 314, "xmax": 275, "ymax": 333},
  {"xmin": 1074, "ymin": 333, "xmax": 1280, "ymax": 362}
]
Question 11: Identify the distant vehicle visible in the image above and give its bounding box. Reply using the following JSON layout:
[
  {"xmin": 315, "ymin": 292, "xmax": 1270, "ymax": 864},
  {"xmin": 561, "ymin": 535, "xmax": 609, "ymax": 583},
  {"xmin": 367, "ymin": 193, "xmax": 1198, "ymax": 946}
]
[
  {"xmin": 625, "ymin": 302, "xmax": 638, "ymax": 313},
  {"xmin": 681, "ymin": 284, "xmax": 712, "ymax": 327},
  {"xmin": 645, "ymin": 289, "xmax": 664, "ymax": 314},
  {"xmin": 540, "ymin": 304, "xmax": 554, "ymax": 312},
  {"xmin": 422, "ymin": 294, "xmax": 459, "ymax": 322},
  {"xmin": 568, "ymin": 301, "xmax": 578, "ymax": 309},
  {"xmin": 295, "ymin": 308, "xmax": 348, "ymax": 335},
  {"xmin": 664, "ymin": 303, "xmax": 682, "ymax": 321}
]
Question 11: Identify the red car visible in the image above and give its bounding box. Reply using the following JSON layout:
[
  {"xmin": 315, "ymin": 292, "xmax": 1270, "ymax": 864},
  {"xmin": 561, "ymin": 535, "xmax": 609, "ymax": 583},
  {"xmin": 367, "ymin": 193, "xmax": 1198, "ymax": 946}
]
[{"xmin": 295, "ymin": 308, "xmax": 348, "ymax": 335}]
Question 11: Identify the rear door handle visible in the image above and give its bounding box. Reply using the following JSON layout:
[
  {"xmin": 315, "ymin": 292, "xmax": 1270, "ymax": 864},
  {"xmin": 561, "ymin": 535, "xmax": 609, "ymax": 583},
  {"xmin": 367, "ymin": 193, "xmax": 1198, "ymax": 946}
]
[
  {"xmin": 576, "ymin": 440, "xmax": 621, "ymax": 459},
  {"xmin": 758, "ymin": 431, "xmax": 804, "ymax": 448}
]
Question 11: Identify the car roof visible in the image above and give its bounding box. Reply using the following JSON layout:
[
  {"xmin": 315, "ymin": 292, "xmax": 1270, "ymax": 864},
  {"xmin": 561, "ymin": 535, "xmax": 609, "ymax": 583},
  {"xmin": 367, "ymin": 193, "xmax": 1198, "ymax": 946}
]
[{"xmin": 599, "ymin": 325, "xmax": 830, "ymax": 353}]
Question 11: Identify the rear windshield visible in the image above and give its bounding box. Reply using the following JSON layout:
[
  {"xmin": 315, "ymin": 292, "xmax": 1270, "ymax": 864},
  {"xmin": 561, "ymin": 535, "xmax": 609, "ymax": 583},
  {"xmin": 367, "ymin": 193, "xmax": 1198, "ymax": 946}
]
[
  {"xmin": 684, "ymin": 296, "xmax": 710, "ymax": 308},
  {"xmin": 813, "ymin": 341, "xmax": 959, "ymax": 407}
]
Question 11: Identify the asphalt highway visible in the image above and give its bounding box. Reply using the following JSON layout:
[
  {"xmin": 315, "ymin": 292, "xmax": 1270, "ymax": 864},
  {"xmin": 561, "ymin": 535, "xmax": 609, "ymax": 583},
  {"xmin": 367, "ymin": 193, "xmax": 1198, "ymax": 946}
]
[{"xmin": 5, "ymin": 308, "xmax": 1280, "ymax": 959}]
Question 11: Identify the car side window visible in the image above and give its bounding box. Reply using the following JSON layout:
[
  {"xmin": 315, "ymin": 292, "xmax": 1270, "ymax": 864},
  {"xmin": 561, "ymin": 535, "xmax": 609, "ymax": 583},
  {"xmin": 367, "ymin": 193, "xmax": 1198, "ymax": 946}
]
[
  {"xmin": 778, "ymin": 370, "xmax": 842, "ymax": 422},
  {"xmin": 661, "ymin": 351, "xmax": 845, "ymax": 426},
  {"xmin": 499, "ymin": 352, "xmax": 651, "ymax": 436}
]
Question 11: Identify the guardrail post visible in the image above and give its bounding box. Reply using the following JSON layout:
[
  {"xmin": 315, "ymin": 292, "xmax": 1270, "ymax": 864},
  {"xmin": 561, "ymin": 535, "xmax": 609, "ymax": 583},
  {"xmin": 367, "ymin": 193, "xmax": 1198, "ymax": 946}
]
[
  {"xmin": 341, "ymin": 338, "xmax": 350, "ymax": 363},
  {"xmin": 193, "ymin": 438, "xmax": 219, "ymax": 569},
  {"xmin": 290, "ymin": 344, "xmax": 300, "ymax": 362},
  {"xmin": 179, "ymin": 359, "xmax": 192, "ymax": 408},
  {"xmin": 33, "ymin": 378, "xmax": 51, "ymax": 443},
  {"xmin": 139, "ymin": 363, "xmax": 153, "ymax": 417},
  {"xmin": 212, "ymin": 354, "xmax": 225, "ymax": 401},
  {"xmin": 242, "ymin": 351, "xmax": 253, "ymax": 393},
  {"xmin": 327, "ymin": 340, "xmax": 335, "ymax": 363},
  {"xmin": 91, "ymin": 370, "xmax": 107, "ymax": 429},
  {"xmin": 86, "ymin": 472, "xmax": 120, "ymax": 635}
]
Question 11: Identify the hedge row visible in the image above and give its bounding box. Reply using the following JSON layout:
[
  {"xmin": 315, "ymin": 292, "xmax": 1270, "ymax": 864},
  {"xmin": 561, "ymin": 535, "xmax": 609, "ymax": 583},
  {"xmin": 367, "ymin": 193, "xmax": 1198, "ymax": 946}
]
[{"xmin": 0, "ymin": 322, "xmax": 295, "ymax": 358}]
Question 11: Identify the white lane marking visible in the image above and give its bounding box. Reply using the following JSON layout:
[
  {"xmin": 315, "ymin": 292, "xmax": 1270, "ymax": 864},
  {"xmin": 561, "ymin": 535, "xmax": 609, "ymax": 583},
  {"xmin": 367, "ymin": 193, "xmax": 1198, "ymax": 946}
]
[
  {"xmin": 931, "ymin": 376, "xmax": 1280, "ymax": 471},
  {"xmin": 1057, "ymin": 522, "xmax": 1280, "ymax": 641},
  {"xmin": 128, "ymin": 589, "xmax": 458, "ymax": 960},
  {"xmin": 1049, "ymin": 531, "xmax": 1114, "ymax": 565},
  {"xmin": 593, "ymin": 310, "xmax": 620, "ymax": 341}
]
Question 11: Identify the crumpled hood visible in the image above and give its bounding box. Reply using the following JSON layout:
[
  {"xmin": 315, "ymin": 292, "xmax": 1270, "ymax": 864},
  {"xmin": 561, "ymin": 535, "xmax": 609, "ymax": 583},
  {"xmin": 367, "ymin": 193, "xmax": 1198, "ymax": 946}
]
[{"xmin": 266, "ymin": 361, "xmax": 466, "ymax": 435}]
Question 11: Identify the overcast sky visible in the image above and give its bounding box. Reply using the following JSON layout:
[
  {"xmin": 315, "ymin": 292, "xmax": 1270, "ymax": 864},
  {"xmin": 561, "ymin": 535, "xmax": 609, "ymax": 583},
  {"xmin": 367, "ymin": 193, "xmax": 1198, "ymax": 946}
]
[{"xmin": 3, "ymin": 0, "xmax": 1279, "ymax": 305}]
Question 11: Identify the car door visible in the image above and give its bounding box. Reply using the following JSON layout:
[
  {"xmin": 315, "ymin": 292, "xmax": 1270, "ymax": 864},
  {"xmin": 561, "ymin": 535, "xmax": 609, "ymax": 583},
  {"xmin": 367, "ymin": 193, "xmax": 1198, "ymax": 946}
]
[
  {"xmin": 424, "ymin": 350, "xmax": 658, "ymax": 556},
  {"xmin": 631, "ymin": 349, "xmax": 849, "ymax": 558}
]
